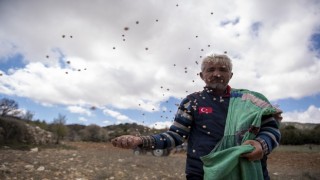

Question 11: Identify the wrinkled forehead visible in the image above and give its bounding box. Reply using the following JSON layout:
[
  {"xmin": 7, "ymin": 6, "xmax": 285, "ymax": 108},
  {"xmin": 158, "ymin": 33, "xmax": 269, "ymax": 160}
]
[
  {"xmin": 201, "ymin": 61, "xmax": 231, "ymax": 71},
  {"xmin": 204, "ymin": 61, "xmax": 228, "ymax": 67}
]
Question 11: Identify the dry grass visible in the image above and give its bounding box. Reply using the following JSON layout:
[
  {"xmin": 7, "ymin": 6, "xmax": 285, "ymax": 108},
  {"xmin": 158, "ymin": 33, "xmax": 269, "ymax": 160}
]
[
  {"xmin": 0, "ymin": 142, "xmax": 319, "ymax": 180},
  {"xmin": 0, "ymin": 142, "xmax": 186, "ymax": 180},
  {"xmin": 268, "ymin": 146, "xmax": 320, "ymax": 180}
]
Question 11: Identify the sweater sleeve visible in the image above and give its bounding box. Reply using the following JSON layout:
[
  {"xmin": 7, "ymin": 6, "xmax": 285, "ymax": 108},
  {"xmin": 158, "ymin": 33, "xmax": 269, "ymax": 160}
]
[
  {"xmin": 140, "ymin": 97, "xmax": 194, "ymax": 149},
  {"xmin": 256, "ymin": 115, "xmax": 281, "ymax": 155}
]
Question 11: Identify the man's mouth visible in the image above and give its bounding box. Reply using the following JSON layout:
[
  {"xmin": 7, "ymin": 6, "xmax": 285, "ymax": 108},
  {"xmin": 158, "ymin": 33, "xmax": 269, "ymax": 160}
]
[{"xmin": 208, "ymin": 78, "xmax": 224, "ymax": 83}]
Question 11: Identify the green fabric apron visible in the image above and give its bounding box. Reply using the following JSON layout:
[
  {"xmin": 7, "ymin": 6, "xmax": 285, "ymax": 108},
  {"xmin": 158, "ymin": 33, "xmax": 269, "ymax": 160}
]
[{"xmin": 200, "ymin": 89, "xmax": 280, "ymax": 180}]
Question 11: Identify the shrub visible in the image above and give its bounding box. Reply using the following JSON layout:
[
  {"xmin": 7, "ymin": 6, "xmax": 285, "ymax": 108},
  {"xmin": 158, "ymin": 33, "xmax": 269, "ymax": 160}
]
[
  {"xmin": 80, "ymin": 124, "xmax": 109, "ymax": 142},
  {"xmin": 0, "ymin": 116, "xmax": 30, "ymax": 144}
]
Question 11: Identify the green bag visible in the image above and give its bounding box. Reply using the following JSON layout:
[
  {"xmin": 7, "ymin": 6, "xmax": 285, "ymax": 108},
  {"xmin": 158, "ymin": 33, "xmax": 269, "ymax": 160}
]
[{"xmin": 200, "ymin": 89, "xmax": 280, "ymax": 180}]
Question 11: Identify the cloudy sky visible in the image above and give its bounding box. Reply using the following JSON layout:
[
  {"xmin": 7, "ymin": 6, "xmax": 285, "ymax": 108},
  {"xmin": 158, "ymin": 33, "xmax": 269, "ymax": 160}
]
[{"xmin": 0, "ymin": 0, "xmax": 320, "ymax": 128}]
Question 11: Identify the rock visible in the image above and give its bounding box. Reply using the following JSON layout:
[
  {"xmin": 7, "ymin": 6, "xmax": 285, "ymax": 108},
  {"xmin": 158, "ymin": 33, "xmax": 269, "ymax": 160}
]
[
  {"xmin": 116, "ymin": 171, "xmax": 125, "ymax": 178},
  {"xmin": 30, "ymin": 147, "xmax": 38, "ymax": 152},
  {"xmin": 24, "ymin": 124, "xmax": 54, "ymax": 145},
  {"xmin": 0, "ymin": 164, "xmax": 11, "ymax": 173},
  {"xmin": 37, "ymin": 166, "xmax": 45, "ymax": 171},
  {"xmin": 24, "ymin": 164, "xmax": 34, "ymax": 171}
]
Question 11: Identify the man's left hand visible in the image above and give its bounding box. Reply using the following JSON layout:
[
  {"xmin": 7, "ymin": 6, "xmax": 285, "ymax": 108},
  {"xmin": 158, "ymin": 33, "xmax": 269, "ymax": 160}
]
[{"xmin": 241, "ymin": 140, "xmax": 264, "ymax": 161}]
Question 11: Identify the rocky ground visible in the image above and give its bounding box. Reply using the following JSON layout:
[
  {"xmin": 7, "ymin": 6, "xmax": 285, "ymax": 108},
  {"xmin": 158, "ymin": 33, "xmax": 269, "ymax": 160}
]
[{"xmin": 0, "ymin": 142, "xmax": 319, "ymax": 180}]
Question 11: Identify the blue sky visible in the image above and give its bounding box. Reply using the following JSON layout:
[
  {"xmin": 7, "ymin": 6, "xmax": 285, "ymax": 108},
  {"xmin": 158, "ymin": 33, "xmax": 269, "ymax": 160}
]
[{"xmin": 1, "ymin": 0, "xmax": 320, "ymax": 128}]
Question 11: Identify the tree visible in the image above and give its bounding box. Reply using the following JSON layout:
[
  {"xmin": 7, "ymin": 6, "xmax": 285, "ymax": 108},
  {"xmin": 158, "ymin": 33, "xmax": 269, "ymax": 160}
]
[
  {"xmin": 66, "ymin": 124, "xmax": 86, "ymax": 141},
  {"xmin": 50, "ymin": 114, "xmax": 68, "ymax": 144},
  {"xmin": 280, "ymin": 125, "xmax": 320, "ymax": 145},
  {"xmin": 0, "ymin": 98, "xmax": 21, "ymax": 117},
  {"xmin": 80, "ymin": 124, "xmax": 109, "ymax": 142},
  {"xmin": 280, "ymin": 125, "xmax": 304, "ymax": 145},
  {"xmin": 21, "ymin": 110, "xmax": 34, "ymax": 121},
  {"xmin": 310, "ymin": 125, "xmax": 320, "ymax": 144}
]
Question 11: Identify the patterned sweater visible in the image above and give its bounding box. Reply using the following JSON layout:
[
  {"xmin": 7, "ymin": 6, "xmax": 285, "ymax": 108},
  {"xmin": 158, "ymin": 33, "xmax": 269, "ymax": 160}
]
[{"xmin": 140, "ymin": 86, "xmax": 281, "ymax": 179}]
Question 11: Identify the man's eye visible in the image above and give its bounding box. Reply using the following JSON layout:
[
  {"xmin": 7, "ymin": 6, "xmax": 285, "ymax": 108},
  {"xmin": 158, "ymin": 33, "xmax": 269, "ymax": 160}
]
[{"xmin": 219, "ymin": 68, "xmax": 228, "ymax": 72}]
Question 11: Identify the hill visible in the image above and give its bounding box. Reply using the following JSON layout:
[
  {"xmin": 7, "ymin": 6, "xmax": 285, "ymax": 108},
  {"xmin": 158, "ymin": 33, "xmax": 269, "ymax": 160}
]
[
  {"xmin": 280, "ymin": 122, "xmax": 319, "ymax": 130},
  {"xmin": 0, "ymin": 116, "xmax": 54, "ymax": 145}
]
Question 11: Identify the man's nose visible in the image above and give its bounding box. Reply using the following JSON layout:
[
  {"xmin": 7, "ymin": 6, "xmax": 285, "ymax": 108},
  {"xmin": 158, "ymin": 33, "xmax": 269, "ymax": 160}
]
[{"xmin": 212, "ymin": 70, "xmax": 221, "ymax": 77}]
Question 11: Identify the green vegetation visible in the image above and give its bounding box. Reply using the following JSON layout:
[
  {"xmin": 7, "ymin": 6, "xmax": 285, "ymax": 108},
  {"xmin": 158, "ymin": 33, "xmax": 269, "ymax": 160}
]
[
  {"xmin": 1, "ymin": 97, "xmax": 319, "ymax": 146},
  {"xmin": 80, "ymin": 124, "xmax": 109, "ymax": 142},
  {"xmin": 0, "ymin": 116, "xmax": 31, "ymax": 144},
  {"xmin": 280, "ymin": 125, "xmax": 320, "ymax": 145},
  {"xmin": 50, "ymin": 114, "xmax": 68, "ymax": 144}
]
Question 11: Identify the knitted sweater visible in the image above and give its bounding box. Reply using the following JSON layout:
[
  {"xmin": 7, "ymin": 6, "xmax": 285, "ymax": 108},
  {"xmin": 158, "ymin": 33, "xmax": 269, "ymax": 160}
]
[{"xmin": 142, "ymin": 87, "xmax": 281, "ymax": 178}]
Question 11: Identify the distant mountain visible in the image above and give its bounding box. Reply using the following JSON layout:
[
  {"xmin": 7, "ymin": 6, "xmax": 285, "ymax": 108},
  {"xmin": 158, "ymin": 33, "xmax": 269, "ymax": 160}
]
[
  {"xmin": 103, "ymin": 123, "xmax": 167, "ymax": 137},
  {"xmin": 280, "ymin": 122, "xmax": 319, "ymax": 130}
]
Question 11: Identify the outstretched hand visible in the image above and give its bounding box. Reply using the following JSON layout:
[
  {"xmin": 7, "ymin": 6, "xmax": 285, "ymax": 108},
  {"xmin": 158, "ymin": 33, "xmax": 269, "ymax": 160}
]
[
  {"xmin": 241, "ymin": 140, "xmax": 264, "ymax": 161},
  {"xmin": 111, "ymin": 135, "xmax": 142, "ymax": 149}
]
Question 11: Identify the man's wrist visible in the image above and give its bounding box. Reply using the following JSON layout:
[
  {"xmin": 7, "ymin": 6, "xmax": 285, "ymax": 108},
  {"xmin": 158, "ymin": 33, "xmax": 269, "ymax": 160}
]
[
  {"xmin": 139, "ymin": 136, "xmax": 156, "ymax": 149},
  {"xmin": 255, "ymin": 137, "xmax": 269, "ymax": 155}
]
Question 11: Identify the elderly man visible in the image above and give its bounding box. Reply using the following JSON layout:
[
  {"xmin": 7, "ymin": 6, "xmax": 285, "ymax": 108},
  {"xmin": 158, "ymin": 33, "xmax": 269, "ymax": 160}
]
[{"xmin": 112, "ymin": 54, "xmax": 282, "ymax": 180}]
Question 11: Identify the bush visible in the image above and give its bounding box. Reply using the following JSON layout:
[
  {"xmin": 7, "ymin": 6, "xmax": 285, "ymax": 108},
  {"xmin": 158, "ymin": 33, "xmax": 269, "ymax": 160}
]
[
  {"xmin": 80, "ymin": 124, "xmax": 109, "ymax": 142},
  {"xmin": 66, "ymin": 124, "xmax": 86, "ymax": 141},
  {"xmin": 280, "ymin": 125, "xmax": 320, "ymax": 145},
  {"xmin": 309, "ymin": 125, "xmax": 320, "ymax": 144},
  {"xmin": 49, "ymin": 114, "xmax": 68, "ymax": 144},
  {"xmin": 0, "ymin": 116, "xmax": 31, "ymax": 144}
]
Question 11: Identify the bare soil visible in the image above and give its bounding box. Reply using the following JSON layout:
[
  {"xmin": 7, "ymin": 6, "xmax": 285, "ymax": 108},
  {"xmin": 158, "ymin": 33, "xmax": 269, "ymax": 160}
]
[{"xmin": 0, "ymin": 142, "xmax": 319, "ymax": 180}]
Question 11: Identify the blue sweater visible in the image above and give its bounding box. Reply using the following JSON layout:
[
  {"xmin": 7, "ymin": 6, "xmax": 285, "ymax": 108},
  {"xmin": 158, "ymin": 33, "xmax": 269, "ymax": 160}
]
[{"xmin": 150, "ymin": 87, "xmax": 281, "ymax": 179}]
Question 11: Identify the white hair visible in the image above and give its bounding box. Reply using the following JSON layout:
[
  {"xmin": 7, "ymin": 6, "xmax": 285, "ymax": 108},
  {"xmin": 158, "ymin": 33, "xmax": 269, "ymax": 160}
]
[{"xmin": 201, "ymin": 54, "xmax": 233, "ymax": 72}]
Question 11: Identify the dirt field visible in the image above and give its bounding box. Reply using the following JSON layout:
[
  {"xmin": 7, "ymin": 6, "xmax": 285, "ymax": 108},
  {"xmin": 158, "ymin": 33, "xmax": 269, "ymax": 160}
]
[{"xmin": 0, "ymin": 142, "xmax": 319, "ymax": 180}]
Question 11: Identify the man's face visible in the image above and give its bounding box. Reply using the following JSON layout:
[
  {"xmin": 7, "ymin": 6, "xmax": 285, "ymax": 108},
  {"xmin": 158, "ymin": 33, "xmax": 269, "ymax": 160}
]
[{"xmin": 200, "ymin": 62, "xmax": 233, "ymax": 90}]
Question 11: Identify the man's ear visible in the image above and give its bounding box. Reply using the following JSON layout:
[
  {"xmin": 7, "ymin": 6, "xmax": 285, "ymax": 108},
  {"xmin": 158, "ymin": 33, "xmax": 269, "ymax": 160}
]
[
  {"xmin": 200, "ymin": 72, "xmax": 204, "ymax": 80},
  {"xmin": 230, "ymin": 72, "xmax": 233, "ymax": 79}
]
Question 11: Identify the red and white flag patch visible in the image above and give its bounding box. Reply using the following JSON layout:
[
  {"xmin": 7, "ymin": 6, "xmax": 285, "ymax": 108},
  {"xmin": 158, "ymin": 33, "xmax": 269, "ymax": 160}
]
[{"xmin": 198, "ymin": 107, "xmax": 213, "ymax": 114}]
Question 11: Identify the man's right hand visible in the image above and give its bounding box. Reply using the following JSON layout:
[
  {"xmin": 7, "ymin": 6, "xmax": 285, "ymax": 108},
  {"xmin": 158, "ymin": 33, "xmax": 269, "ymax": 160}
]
[{"xmin": 111, "ymin": 135, "xmax": 142, "ymax": 149}]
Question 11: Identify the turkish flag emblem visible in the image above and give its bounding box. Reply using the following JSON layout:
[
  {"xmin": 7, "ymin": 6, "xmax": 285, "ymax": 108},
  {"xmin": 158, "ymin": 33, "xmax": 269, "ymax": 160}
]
[{"xmin": 198, "ymin": 107, "xmax": 213, "ymax": 114}]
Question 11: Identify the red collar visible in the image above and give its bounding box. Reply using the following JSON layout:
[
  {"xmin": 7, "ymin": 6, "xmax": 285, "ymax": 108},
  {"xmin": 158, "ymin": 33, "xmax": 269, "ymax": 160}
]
[{"xmin": 225, "ymin": 85, "xmax": 231, "ymax": 97}]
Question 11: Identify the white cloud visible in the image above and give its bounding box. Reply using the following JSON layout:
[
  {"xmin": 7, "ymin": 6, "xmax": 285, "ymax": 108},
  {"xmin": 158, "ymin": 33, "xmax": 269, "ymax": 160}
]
[
  {"xmin": 282, "ymin": 105, "xmax": 320, "ymax": 124},
  {"xmin": 149, "ymin": 121, "xmax": 172, "ymax": 130},
  {"xmin": 102, "ymin": 108, "xmax": 135, "ymax": 123},
  {"xmin": 0, "ymin": 0, "xmax": 319, "ymax": 123},
  {"xmin": 67, "ymin": 106, "xmax": 92, "ymax": 116},
  {"xmin": 161, "ymin": 106, "xmax": 168, "ymax": 112},
  {"xmin": 78, "ymin": 117, "xmax": 88, "ymax": 122}
]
